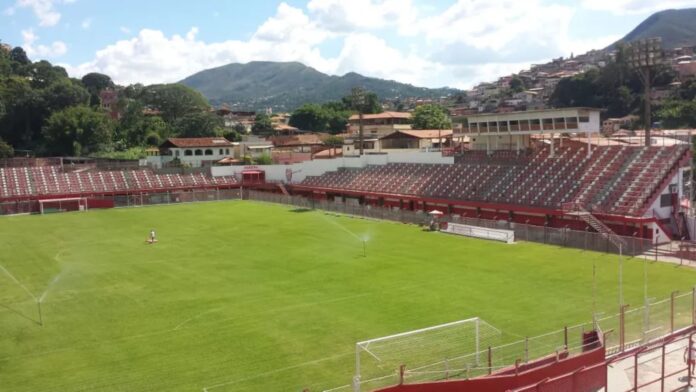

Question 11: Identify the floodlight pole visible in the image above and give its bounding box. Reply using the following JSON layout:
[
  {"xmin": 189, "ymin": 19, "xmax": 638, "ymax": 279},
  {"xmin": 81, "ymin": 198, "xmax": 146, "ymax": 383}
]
[{"xmin": 626, "ymin": 37, "xmax": 663, "ymax": 147}]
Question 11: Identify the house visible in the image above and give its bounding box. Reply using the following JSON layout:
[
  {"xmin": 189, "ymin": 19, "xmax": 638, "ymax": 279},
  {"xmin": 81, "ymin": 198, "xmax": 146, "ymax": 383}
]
[
  {"xmin": 268, "ymin": 134, "xmax": 325, "ymax": 153},
  {"xmin": 342, "ymin": 129, "xmax": 453, "ymax": 156},
  {"xmin": 99, "ymin": 89, "xmax": 120, "ymax": 120},
  {"xmin": 347, "ymin": 111, "xmax": 412, "ymax": 137},
  {"xmin": 154, "ymin": 137, "xmax": 234, "ymax": 167}
]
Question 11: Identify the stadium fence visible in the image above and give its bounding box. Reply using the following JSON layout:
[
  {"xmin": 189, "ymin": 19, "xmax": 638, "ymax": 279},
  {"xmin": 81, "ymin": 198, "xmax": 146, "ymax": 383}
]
[{"xmin": 244, "ymin": 191, "xmax": 654, "ymax": 258}]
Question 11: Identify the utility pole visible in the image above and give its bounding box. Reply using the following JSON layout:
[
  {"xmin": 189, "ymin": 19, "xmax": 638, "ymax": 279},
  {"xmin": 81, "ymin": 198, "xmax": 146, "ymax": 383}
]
[
  {"xmin": 351, "ymin": 87, "xmax": 367, "ymax": 156},
  {"xmin": 626, "ymin": 37, "xmax": 664, "ymax": 147}
]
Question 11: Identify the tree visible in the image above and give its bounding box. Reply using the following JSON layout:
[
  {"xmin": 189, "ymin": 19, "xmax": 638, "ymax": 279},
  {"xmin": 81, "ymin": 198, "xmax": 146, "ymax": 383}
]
[
  {"xmin": 42, "ymin": 106, "xmax": 114, "ymax": 156},
  {"xmin": 42, "ymin": 79, "xmax": 90, "ymax": 112},
  {"xmin": 289, "ymin": 104, "xmax": 332, "ymax": 131},
  {"xmin": 510, "ymin": 77, "xmax": 524, "ymax": 93},
  {"xmin": 9, "ymin": 47, "xmax": 29, "ymax": 65},
  {"xmin": 0, "ymin": 138, "xmax": 13, "ymax": 158},
  {"xmin": 81, "ymin": 72, "xmax": 115, "ymax": 106},
  {"xmin": 411, "ymin": 104, "xmax": 452, "ymax": 130},
  {"xmin": 138, "ymin": 84, "xmax": 210, "ymax": 123},
  {"xmin": 252, "ymin": 113, "xmax": 274, "ymax": 136},
  {"xmin": 343, "ymin": 91, "xmax": 383, "ymax": 114},
  {"xmin": 657, "ymin": 100, "xmax": 696, "ymax": 128},
  {"xmin": 28, "ymin": 61, "xmax": 68, "ymax": 89},
  {"xmin": 172, "ymin": 111, "xmax": 223, "ymax": 138}
]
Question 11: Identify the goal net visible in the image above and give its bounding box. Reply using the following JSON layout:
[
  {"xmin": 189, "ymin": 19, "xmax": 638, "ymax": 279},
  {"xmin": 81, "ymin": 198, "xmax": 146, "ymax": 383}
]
[
  {"xmin": 38, "ymin": 197, "xmax": 88, "ymax": 214},
  {"xmin": 353, "ymin": 317, "xmax": 501, "ymax": 391}
]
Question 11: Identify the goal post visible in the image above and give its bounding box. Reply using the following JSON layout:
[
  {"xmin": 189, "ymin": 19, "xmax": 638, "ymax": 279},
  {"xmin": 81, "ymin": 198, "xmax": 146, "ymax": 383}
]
[
  {"xmin": 353, "ymin": 317, "xmax": 501, "ymax": 391},
  {"xmin": 38, "ymin": 197, "xmax": 89, "ymax": 214}
]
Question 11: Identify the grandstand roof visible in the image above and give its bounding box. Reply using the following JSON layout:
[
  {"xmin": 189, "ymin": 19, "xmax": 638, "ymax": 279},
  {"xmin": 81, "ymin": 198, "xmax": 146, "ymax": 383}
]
[{"xmin": 160, "ymin": 138, "xmax": 233, "ymax": 148}]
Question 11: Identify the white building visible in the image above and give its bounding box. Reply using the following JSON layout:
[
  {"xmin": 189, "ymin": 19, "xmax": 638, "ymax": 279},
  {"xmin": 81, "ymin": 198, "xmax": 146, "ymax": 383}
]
[{"xmin": 152, "ymin": 137, "xmax": 234, "ymax": 168}]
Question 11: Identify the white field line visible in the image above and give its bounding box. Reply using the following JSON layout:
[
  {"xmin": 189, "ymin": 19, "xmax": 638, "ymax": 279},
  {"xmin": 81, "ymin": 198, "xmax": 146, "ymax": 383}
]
[
  {"xmin": 173, "ymin": 308, "xmax": 222, "ymax": 331},
  {"xmin": 0, "ymin": 263, "xmax": 37, "ymax": 301},
  {"xmin": 202, "ymin": 351, "xmax": 352, "ymax": 392}
]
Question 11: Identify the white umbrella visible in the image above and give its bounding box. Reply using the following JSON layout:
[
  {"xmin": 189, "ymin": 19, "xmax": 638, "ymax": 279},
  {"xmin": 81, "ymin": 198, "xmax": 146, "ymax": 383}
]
[{"xmin": 428, "ymin": 210, "xmax": 444, "ymax": 216}]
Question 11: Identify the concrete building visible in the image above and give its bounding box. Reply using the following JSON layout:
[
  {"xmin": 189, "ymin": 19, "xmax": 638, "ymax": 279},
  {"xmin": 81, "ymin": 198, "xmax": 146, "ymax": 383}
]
[{"xmin": 460, "ymin": 107, "xmax": 601, "ymax": 155}]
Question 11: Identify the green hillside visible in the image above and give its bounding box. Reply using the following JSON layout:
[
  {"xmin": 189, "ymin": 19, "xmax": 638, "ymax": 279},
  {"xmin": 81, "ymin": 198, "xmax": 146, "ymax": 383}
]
[
  {"xmin": 608, "ymin": 8, "xmax": 696, "ymax": 49},
  {"xmin": 179, "ymin": 61, "xmax": 459, "ymax": 111}
]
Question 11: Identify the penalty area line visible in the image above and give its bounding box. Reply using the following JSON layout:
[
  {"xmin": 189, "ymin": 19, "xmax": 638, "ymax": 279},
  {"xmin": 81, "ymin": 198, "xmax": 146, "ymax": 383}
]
[
  {"xmin": 201, "ymin": 351, "xmax": 352, "ymax": 391},
  {"xmin": 0, "ymin": 263, "xmax": 37, "ymax": 301}
]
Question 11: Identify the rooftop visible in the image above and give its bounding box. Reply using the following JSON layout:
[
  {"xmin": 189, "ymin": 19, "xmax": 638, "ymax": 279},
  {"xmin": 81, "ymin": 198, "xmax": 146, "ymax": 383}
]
[
  {"xmin": 161, "ymin": 137, "xmax": 233, "ymax": 148},
  {"xmin": 348, "ymin": 111, "xmax": 411, "ymax": 121}
]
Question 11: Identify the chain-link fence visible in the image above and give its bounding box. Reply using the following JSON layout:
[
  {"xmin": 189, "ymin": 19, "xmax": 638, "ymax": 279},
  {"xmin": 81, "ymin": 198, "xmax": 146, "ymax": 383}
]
[
  {"xmin": 598, "ymin": 290, "xmax": 696, "ymax": 356},
  {"xmin": 245, "ymin": 191, "xmax": 654, "ymax": 257}
]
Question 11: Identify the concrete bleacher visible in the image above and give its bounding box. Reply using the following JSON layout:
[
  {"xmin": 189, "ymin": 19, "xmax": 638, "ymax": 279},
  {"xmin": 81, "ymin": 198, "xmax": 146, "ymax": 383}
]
[
  {"xmin": 298, "ymin": 145, "xmax": 690, "ymax": 217},
  {"xmin": 0, "ymin": 166, "xmax": 239, "ymax": 201}
]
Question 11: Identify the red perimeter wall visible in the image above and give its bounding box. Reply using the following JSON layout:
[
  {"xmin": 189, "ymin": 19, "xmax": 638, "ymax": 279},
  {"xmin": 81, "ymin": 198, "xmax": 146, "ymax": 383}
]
[{"xmin": 375, "ymin": 346, "xmax": 606, "ymax": 392}]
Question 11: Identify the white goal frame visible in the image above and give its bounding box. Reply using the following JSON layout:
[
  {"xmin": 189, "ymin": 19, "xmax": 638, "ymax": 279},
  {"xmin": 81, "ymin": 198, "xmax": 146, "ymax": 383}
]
[
  {"xmin": 38, "ymin": 197, "xmax": 89, "ymax": 214},
  {"xmin": 353, "ymin": 317, "xmax": 500, "ymax": 391}
]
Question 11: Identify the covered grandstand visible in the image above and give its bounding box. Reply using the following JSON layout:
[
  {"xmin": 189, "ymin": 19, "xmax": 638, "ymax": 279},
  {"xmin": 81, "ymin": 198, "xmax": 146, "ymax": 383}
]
[{"xmin": 0, "ymin": 161, "xmax": 239, "ymax": 214}]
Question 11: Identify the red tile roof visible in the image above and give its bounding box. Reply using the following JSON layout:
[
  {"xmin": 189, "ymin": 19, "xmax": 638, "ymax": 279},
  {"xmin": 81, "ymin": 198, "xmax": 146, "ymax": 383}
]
[
  {"xmin": 348, "ymin": 111, "xmax": 411, "ymax": 121},
  {"xmin": 162, "ymin": 137, "xmax": 233, "ymax": 148}
]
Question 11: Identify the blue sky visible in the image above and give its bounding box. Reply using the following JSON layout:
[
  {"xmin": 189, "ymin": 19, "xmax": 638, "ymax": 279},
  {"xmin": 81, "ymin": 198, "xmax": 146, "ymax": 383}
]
[{"xmin": 2, "ymin": 0, "xmax": 696, "ymax": 89}]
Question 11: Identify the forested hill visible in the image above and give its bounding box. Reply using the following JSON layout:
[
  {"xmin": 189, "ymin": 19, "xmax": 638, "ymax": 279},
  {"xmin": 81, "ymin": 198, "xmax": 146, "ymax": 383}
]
[
  {"xmin": 607, "ymin": 8, "xmax": 696, "ymax": 50},
  {"xmin": 179, "ymin": 61, "xmax": 460, "ymax": 111}
]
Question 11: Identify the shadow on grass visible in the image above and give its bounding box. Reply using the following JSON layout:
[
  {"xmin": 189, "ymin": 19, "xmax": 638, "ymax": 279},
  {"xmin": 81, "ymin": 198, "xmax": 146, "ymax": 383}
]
[
  {"xmin": 290, "ymin": 208, "xmax": 313, "ymax": 213},
  {"xmin": 0, "ymin": 302, "xmax": 40, "ymax": 325}
]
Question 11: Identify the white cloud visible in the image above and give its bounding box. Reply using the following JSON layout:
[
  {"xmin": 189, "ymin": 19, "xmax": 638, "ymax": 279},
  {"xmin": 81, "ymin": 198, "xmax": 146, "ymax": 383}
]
[
  {"xmin": 581, "ymin": 0, "xmax": 696, "ymax": 14},
  {"xmin": 63, "ymin": 0, "xmax": 635, "ymax": 90},
  {"xmin": 11, "ymin": 0, "xmax": 67, "ymax": 27},
  {"xmin": 81, "ymin": 17, "xmax": 92, "ymax": 30},
  {"xmin": 21, "ymin": 28, "xmax": 67, "ymax": 58},
  {"xmin": 307, "ymin": 0, "xmax": 417, "ymax": 34},
  {"xmin": 119, "ymin": 26, "xmax": 131, "ymax": 34}
]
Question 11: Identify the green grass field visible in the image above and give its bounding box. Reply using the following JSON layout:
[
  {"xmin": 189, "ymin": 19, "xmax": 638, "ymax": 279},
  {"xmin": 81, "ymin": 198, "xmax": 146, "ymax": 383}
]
[{"xmin": 1, "ymin": 201, "xmax": 695, "ymax": 391}]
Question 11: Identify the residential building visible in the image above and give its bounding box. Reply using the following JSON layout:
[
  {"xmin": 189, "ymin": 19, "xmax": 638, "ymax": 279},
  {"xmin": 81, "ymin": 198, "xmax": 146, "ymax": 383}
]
[
  {"xmin": 347, "ymin": 111, "xmax": 412, "ymax": 137},
  {"xmin": 152, "ymin": 137, "xmax": 234, "ymax": 168}
]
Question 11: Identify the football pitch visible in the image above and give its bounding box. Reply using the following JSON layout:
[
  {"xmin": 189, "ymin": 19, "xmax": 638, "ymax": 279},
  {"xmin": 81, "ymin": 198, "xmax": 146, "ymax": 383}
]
[{"xmin": 1, "ymin": 200, "xmax": 695, "ymax": 392}]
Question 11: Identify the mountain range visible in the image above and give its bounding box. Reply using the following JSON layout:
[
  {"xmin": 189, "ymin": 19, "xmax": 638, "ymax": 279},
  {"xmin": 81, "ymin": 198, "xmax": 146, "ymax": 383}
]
[
  {"xmin": 181, "ymin": 8, "xmax": 696, "ymax": 112},
  {"xmin": 179, "ymin": 61, "xmax": 459, "ymax": 111}
]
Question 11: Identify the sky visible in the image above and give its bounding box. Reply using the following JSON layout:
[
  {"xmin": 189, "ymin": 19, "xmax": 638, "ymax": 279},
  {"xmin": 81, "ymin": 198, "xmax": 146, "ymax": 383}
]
[{"xmin": 2, "ymin": 0, "xmax": 696, "ymax": 89}]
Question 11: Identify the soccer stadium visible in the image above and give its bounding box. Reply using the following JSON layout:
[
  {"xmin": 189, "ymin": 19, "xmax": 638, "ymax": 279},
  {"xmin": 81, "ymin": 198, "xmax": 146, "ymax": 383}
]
[{"xmin": 2, "ymin": 106, "xmax": 696, "ymax": 392}]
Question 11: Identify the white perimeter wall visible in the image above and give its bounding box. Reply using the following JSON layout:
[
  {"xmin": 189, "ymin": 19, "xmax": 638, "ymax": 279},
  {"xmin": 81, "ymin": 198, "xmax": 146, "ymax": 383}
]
[{"xmin": 211, "ymin": 152, "xmax": 454, "ymax": 183}]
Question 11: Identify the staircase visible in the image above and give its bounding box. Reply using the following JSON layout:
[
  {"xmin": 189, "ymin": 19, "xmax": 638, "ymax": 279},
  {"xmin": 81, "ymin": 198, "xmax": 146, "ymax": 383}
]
[
  {"xmin": 278, "ymin": 182, "xmax": 290, "ymax": 196},
  {"xmin": 562, "ymin": 202, "xmax": 627, "ymax": 250}
]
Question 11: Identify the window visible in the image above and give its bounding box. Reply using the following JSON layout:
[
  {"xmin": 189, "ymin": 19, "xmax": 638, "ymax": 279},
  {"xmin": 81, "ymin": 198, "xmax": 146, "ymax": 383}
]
[
  {"xmin": 660, "ymin": 194, "xmax": 672, "ymax": 208},
  {"xmin": 195, "ymin": 149, "xmax": 203, "ymax": 156},
  {"xmin": 184, "ymin": 150, "xmax": 192, "ymax": 156},
  {"xmin": 226, "ymin": 149, "xmax": 230, "ymax": 155},
  {"xmin": 175, "ymin": 150, "xmax": 180, "ymax": 157},
  {"xmin": 205, "ymin": 149, "xmax": 213, "ymax": 156},
  {"xmin": 579, "ymin": 116, "xmax": 590, "ymax": 123},
  {"xmin": 219, "ymin": 149, "xmax": 223, "ymax": 155}
]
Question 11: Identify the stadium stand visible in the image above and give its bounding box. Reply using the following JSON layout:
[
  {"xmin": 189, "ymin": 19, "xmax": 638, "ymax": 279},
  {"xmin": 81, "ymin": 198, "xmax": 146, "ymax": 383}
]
[
  {"xmin": 0, "ymin": 165, "xmax": 239, "ymax": 202},
  {"xmin": 296, "ymin": 145, "xmax": 690, "ymax": 219}
]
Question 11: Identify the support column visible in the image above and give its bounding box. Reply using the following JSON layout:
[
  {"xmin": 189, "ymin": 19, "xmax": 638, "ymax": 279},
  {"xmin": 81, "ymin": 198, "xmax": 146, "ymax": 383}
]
[
  {"xmin": 550, "ymin": 133, "xmax": 555, "ymax": 157},
  {"xmin": 586, "ymin": 132, "xmax": 592, "ymax": 157}
]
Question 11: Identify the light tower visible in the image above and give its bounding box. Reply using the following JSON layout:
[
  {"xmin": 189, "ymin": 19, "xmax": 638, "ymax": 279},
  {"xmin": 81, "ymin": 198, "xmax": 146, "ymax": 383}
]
[{"xmin": 626, "ymin": 37, "xmax": 664, "ymax": 147}]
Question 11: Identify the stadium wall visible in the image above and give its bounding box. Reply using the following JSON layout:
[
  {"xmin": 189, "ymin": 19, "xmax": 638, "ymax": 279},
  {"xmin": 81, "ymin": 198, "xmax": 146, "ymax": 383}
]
[
  {"xmin": 374, "ymin": 345, "xmax": 606, "ymax": 392},
  {"xmin": 211, "ymin": 152, "xmax": 454, "ymax": 183}
]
